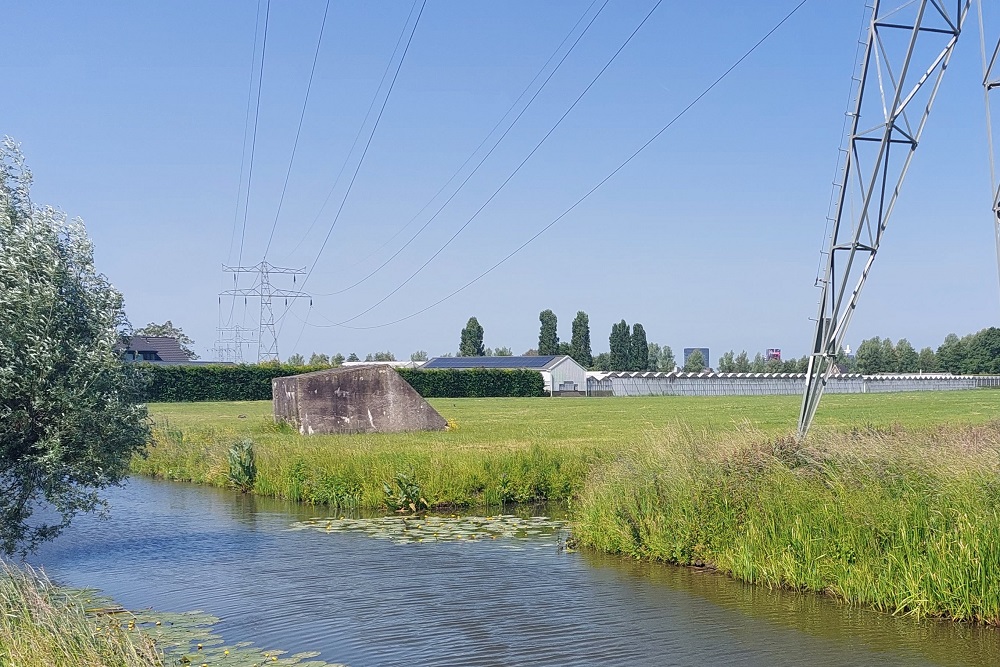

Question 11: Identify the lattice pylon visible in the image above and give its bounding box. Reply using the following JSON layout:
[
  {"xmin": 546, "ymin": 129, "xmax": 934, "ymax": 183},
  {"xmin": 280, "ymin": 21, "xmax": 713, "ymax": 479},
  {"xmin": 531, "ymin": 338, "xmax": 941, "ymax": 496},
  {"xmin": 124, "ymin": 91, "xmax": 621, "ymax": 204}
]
[{"xmin": 799, "ymin": 0, "xmax": 972, "ymax": 439}]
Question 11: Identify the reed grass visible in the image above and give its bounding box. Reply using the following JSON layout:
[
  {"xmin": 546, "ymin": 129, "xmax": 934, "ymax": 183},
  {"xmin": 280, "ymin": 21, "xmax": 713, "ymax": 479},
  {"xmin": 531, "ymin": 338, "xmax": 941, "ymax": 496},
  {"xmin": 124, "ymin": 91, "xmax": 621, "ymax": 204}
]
[
  {"xmin": 573, "ymin": 421, "xmax": 1000, "ymax": 624},
  {"xmin": 0, "ymin": 562, "xmax": 163, "ymax": 667}
]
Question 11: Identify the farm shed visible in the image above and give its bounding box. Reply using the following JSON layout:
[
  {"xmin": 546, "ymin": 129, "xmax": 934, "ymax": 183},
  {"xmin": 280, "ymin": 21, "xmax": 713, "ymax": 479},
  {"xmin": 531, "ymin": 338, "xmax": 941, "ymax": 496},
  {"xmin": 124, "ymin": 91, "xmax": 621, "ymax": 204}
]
[{"xmin": 422, "ymin": 355, "xmax": 587, "ymax": 396}]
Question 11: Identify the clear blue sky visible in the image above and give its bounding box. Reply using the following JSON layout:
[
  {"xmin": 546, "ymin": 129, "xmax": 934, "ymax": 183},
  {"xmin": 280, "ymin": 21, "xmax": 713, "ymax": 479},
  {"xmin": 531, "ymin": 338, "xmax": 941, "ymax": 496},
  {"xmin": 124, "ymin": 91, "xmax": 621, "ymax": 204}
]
[{"xmin": 3, "ymin": 1, "xmax": 997, "ymax": 362}]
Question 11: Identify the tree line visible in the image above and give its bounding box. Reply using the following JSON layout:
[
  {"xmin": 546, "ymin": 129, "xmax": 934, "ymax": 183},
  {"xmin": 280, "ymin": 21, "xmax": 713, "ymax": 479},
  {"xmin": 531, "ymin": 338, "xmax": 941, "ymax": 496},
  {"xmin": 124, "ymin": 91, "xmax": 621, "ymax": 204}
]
[{"xmin": 848, "ymin": 328, "xmax": 1000, "ymax": 375}]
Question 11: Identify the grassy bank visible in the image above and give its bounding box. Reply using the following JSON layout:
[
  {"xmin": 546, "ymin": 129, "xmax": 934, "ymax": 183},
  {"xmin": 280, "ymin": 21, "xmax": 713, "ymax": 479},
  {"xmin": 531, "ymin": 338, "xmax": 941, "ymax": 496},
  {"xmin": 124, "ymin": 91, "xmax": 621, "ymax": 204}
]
[
  {"xmin": 138, "ymin": 392, "xmax": 1000, "ymax": 509},
  {"xmin": 573, "ymin": 422, "xmax": 1000, "ymax": 624},
  {"xmin": 0, "ymin": 562, "xmax": 162, "ymax": 667}
]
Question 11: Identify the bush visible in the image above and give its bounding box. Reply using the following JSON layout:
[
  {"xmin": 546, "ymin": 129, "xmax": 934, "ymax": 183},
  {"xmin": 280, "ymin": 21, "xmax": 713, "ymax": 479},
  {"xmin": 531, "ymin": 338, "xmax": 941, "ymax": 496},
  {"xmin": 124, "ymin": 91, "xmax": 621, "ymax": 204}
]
[{"xmin": 139, "ymin": 364, "xmax": 545, "ymax": 402}]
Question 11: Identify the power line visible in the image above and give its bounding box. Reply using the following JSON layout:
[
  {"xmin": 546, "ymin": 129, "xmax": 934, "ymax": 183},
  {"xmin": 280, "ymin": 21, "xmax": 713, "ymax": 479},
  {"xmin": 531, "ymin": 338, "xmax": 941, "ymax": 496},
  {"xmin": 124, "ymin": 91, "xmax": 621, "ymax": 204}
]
[
  {"xmin": 236, "ymin": 0, "xmax": 271, "ymax": 271},
  {"xmin": 303, "ymin": 0, "xmax": 666, "ymax": 326},
  {"xmin": 263, "ymin": 0, "xmax": 332, "ymax": 260},
  {"xmin": 284, "ymin": 0, "xmax": 426, "ymax": 262},
  {"xmin": 223, "ymin": 0, "xmax": 264, "ymax": 329},
  {"xmin": 273, "ymin": 0, "xmax": 425, "ymax": 345},
  {"xmin": 227, "ymin": 0, "xmax": 263, "ymax": 267},
  {"xmin": 310, "ymin": 0, "xmax": 609, "ymax": 296},
  {"xmin": 301, "ymin": 0, "xmax": 811, "ymax": 331}
]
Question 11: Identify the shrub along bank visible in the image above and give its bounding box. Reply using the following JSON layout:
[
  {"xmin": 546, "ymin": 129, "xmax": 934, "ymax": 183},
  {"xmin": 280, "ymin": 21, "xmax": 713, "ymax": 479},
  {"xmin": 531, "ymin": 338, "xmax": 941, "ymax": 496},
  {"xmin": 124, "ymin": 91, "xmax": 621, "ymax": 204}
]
[
  {"xmin": 573, "ymin": 422, "xmax": 1000, "ymax": 625},
  {"xmin": 138, "ymin": 363, "xmax": 544, "ymax": 402}
]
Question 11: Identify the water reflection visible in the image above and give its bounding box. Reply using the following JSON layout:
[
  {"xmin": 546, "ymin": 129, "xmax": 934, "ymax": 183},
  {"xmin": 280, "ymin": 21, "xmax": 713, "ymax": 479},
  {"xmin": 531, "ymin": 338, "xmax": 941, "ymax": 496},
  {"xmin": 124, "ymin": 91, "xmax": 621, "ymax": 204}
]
[{"xmin": 28, "ymin": 478, "xmax": 999, "ymax": 666}]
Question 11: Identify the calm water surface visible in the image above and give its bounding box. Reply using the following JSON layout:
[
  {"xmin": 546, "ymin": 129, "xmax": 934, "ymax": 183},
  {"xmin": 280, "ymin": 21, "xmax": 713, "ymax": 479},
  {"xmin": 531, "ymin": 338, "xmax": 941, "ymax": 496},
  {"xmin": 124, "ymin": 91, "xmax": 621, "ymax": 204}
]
[{"xmin": 29, "ymin": 478, "xmax": 1000, "ymax": 666}]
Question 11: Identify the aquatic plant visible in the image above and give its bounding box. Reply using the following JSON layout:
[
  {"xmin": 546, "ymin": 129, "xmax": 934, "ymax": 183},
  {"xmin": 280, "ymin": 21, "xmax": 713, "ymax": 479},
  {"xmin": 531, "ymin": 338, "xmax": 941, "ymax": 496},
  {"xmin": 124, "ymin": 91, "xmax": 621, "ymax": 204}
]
[
  {"xmin": 227, "ymin": 437, "xmax": 257, "ymax": 493},
  {"xmin": 291, "ymin": 514, "xmax": 568, "ymax": 544},
  {"xmin": 383, "ymin": 471, "xmax": 429, "ymax": 513}
]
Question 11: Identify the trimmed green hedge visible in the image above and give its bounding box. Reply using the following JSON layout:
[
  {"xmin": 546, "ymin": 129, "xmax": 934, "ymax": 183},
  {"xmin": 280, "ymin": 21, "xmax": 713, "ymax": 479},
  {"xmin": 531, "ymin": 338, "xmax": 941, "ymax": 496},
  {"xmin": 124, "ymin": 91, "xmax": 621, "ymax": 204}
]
[
  {"xmin": 396, "ymin": 368, "xmax": 544, "ymax": 398},
  {"xmin": 138, "ymin": 364, "xmax": 545, "ymax": 402}
]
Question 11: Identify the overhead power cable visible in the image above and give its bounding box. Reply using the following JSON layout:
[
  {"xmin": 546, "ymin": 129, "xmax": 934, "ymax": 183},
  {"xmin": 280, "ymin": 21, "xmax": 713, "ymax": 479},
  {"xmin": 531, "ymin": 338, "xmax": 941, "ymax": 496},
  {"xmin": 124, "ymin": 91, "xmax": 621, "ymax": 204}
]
[
  {"xmin": 285, "ymin": 0, "xmax": 426, "ymax": 263},
  {"xmin": 298, "ymin": 0, "xmax": 665, "ymax": 327},
  {"xmin": 224, "ymin": 0, "xmax": 267, "ymax": 327},
  {"xmin": 300, "ymin": 0, "xmax": 811, "ymax": 331},
  {"xmin": 308, "ymin": 0, "xmax": 610, "ymax": 296},
  {"xmin": 227, "ymin": 0, "xmax": 263, "ymax": 266},
  {"xmin": 236, "ymin": 0, "xmax": 271, "ymax": 270},
  {"xmin": 274, "ymin": 0, "xmax": 425, "ymax": 343},
  {"xmin": 263, "ymin": 0, "xmax": 333, "ymax": 260}
]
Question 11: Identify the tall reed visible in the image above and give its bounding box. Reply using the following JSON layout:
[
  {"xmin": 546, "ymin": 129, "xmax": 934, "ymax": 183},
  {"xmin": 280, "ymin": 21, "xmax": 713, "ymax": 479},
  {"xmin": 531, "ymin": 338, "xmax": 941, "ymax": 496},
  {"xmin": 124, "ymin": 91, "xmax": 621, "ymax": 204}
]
[
  {"xmin": 573, "ymin": 422, "xmax": 1000, "ymax": 624},
  {"xmin": 0, "ymin": 562, "xmax": 163, "ymax": 667}
]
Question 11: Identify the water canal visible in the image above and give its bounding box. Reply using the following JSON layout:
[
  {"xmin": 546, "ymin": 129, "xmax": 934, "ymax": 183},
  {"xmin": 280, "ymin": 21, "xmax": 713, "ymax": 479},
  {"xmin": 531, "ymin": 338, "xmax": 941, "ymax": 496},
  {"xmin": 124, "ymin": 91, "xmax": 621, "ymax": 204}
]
[{"xmin": 29, "ymin": 478, "xmax": 999, "ymax": 666}]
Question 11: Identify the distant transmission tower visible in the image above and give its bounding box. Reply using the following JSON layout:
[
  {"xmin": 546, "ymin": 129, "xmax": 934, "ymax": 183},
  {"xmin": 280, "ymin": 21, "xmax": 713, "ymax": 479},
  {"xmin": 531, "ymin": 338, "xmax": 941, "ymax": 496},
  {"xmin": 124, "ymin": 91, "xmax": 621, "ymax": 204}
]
[
  {"xmin": 799, "ymin": 1, "xmax": 971, "ymax": 439},
  {"xmin": 220, "ymin": 262, "xmax": 310, "ymax": 363},
  {"xmin": 212, "ymin": 324, "xmax": 258, "ymax": 363}
]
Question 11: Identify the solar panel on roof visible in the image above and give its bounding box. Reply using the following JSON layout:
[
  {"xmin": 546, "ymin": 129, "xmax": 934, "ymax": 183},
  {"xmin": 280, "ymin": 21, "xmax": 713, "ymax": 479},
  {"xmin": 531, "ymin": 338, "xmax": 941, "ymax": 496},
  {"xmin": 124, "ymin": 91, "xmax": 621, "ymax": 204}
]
[{"xmin": 422, "ymin": 356, "xmax": 556, "ymax": 369}]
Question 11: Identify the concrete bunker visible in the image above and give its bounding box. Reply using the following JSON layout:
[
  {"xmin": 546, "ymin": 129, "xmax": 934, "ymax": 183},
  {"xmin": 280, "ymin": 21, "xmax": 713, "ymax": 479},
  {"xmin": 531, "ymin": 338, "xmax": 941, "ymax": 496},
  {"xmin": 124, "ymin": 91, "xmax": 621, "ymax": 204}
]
[{"xmin": 272, "ymin": 365, "xmax": 447, "ymax": 435}]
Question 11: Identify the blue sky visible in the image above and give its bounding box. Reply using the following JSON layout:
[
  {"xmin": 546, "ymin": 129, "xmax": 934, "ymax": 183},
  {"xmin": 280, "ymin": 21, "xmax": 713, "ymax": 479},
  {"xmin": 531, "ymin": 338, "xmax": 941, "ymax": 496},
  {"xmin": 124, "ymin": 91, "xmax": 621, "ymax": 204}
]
[{"xmin": 3, "ymin": 1, "xmax": 997, "ymax": 362}]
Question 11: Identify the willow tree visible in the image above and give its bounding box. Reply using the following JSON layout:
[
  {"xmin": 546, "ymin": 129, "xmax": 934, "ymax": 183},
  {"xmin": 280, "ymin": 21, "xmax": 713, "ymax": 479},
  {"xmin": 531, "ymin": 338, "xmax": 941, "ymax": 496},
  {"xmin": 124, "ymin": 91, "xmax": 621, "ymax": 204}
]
[{"xmin": 0, "ymin": 138, "xmax": 149, "ymax": 555}]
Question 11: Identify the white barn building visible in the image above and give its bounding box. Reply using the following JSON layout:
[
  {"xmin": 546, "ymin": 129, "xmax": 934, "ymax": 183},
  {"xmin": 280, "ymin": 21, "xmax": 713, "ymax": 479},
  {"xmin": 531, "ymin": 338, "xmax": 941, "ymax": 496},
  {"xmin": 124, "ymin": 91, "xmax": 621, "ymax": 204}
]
[{"xmin": 421, "ymin": 355, "xmax": 588, "ymax": 396}]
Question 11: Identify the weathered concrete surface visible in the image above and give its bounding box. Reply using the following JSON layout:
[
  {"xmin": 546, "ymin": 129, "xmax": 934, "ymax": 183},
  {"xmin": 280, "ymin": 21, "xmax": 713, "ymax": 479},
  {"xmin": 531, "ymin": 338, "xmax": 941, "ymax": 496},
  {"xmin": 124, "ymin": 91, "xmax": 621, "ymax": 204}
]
[{"xmin": 273, "ymin": 366, "xmax": 447, "ymax": 435}]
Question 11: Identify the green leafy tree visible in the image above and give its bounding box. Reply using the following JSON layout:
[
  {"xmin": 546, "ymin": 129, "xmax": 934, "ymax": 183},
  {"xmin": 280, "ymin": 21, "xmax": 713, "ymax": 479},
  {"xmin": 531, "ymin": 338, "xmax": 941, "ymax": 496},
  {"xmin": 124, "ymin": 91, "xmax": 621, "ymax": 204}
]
[
  {"xmin": 331, "ymin": 353, "xmax": 345, "ymax": 367},
  {"xmin": 609, "ymin": 320, "xmax": 631, "ymax": 371},
  {"xmin": 522, "ymin": 348, "xmax": 538, "ymax": 356},
  {"xmin": 0, "ymin": 138, "xmax": 149, "ymax": 555},
  {"xmin": 570, "ymin": 311, "xmax": 593, "ymax": 368},
  {"xmin": 347, "ymin": 352, "xmax": 360, "ymax": 362},
  {"xmin": 629, "ymin": 323, "xmax": 649, "ymax": 371},
  {"xmin": 410, "ymin": 350, "xmax": 428, "ymax": 362},
  {"xmin": 459, "ymin": 316, "xmax": 485, "ymax": 356},
  {"xmin": 373, "ymin": 351, "xmax": 396, "ymax": 361},
  {"xmin": 936, "ymin": 333, "xmax": 965, "ymax": 373},
  {"xmin": 734, "ymin": 350, "xmax": 751, "ymax": 373},
  {"xmin": 796, "ymin": 355, "xmax": 810, "ymax": 373},
  {"xmin": 309, "ymin": 353, "xmax": 330, "ymax": 366},
  {"xmin": 593, "ymin": 352, "xmax": 611, "ymax": 371},
  {"xmin": 917, "ymin": 346, "xmax": 937, "ymax": 372},
  {"xmin": 881, "ymin": 338, "xmax": 896, "ymax": 372},
  {"xmin": 749, "ymin": 352, "xmax": 766, "ymax": 373},
  {"xmin": 966, "ymin": 327, "xmax": 1000, "ymax": 374},
  {"xmin": 765, "ymin": 356, "xmax": 784, "ymax": 372},
  {"xmin": 894, "ymin": 338, "xmax": 919, "ymax": 373},
  {"xmin": 855, "ymin": 337, "xmax": 887, "ymax": 374},
  {"xmin": 557, "ymin": 341, "xmax": 572, "ymax": 357},
  {"xmin": 538, "ymin": 310, "xmax": 559, "ymax": 355},
  {"xmin": 493, "ymin": 346, "xmax": 513, "ymax": 356},
  {"xmin": 683, "ymin": 349, "xmax": 706, "ymax": 373},
  {"xmin": 647, "ymin": 342, "xmax": 661, "ymax": 371},
  {"xmin": 717, "ymin": 351, "xmax": 736, "ymax": 372},
  {"xmin": 286, "ymin": 353, "xmax": 305, "ymax": 366},
  {"xmin": 134, "ymin": 320, "xmax": 198, "ymax": 359},
  {"xmin": 658, "ymin": 345, "xmax": 676, "ymax": 372}
]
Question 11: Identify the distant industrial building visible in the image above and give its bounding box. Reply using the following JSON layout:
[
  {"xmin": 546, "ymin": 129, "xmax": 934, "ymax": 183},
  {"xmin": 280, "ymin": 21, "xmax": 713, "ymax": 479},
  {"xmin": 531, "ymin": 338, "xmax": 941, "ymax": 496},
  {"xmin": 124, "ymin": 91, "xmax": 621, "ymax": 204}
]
[
  {"xmin": 421, "ymin": 355, "xmax": 587, "ymax": 396},
  {"xmin": 766, "ymin": 348, "xmax": 781, "ymax": 361},
  {"xmin": 682, "ymin": 347, "xmax": 710, "ymax": 368}
]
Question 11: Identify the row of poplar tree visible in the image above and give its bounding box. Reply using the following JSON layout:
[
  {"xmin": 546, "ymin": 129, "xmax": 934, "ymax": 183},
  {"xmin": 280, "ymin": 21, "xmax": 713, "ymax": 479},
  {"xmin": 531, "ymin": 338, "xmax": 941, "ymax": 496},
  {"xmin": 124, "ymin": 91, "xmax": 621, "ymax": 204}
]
[{"xmin": 455, "ymin": 310, "xmax": 677, "ymax": 372}]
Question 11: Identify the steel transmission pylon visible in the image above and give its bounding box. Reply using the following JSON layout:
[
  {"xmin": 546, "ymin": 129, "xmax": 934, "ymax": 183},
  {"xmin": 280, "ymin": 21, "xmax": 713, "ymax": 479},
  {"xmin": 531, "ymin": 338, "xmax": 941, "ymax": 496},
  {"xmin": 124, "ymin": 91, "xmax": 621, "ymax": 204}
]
[
  {"xmin": 977, "ymin": 0, "xmax": 1000, "ymax": 309},
  {"xmin": 798, "ymin": 0, "xmax": 971, "ymax": 440},
  {"xmin": 221, "ymin": 262, "xmax": 310, "ymax": 363}
]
